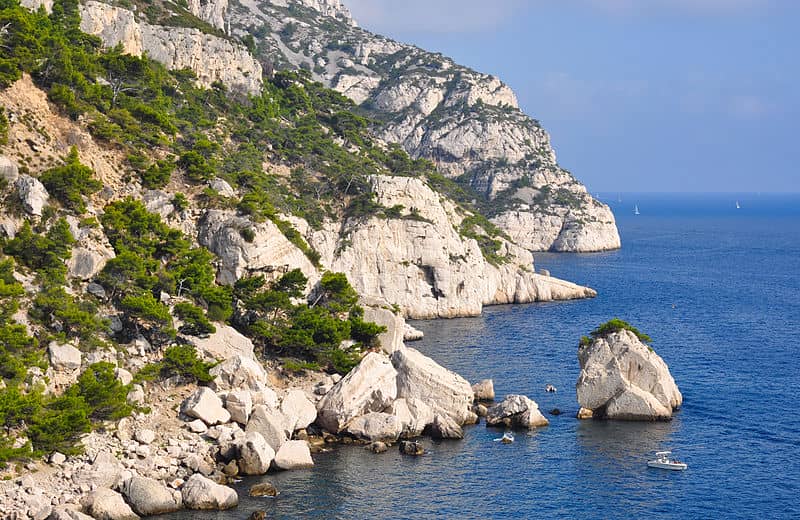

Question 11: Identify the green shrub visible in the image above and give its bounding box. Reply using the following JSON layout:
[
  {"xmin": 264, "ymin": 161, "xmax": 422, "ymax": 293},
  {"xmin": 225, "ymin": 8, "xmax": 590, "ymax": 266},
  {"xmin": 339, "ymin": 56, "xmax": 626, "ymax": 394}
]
[
  {"xmin": 69, "ymin": 362, "xmax": 132, "ymax": 421},
  {"xmin": 39, "ymin": 147, "xmax": 102, "ymax": 213},
  {"xmin": 4, "ymin": 219, "xmax": 75, "ymax": 283},
  {"xmin": 174, "ymin": 302, "xmax": 215, "ymax": 336},
  {"xmin": 161, "ymin": 344, "xmax": 215, "ymax": 384},
  {"xmin": 589, "ymin": 319, "xmax": 652, "ymax": 343},
  {"xmin": 134, "ymin": 344, "xmax": 215, "ymax": 384},
  {"xmin": 171, "ymin": 192, "xmax": 188, "ymax": 212},
  {"xmin": 178, "ymin": 150, "xmax": 214, "ymax": 182},
  {"xmin": 26, "ymin": 393, "xmax": 90, "ymax": 456},
  {"xmin": 120, "ymin": 292, "xmax": 172, "ymax": 329},
  {"xmin": 239, "ymin": 227, "xmax": 256, "ymax": 243},
  {"xmin": 349, "ymin": 308, "xmax": 387, "ymax": 348},
  {"xmin": 31, "ymin": 286, "xmax": 106, "ymax": 341},
  {"xmin": 142, "ymin": 160, "xmax": 175, "ymax": 189}
]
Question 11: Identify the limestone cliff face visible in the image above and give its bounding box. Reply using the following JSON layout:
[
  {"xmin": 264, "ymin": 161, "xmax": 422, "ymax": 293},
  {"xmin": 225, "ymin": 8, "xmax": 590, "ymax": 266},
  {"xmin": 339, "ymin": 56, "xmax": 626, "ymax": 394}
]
[
  {"xmin": 79, "ymin": 1, "xmax": 262, "ymax": 96},
  {"xmin": 309, "ymin": 176, "xmax": 596, "ymax": 319},
  {"xmin": 226, "ymin": 0, "xmax": 620, "ymax": 252},
  {"xmin": 188, "ymin": 0, "xmax": 229, "ymax": 31},
  {"xmin": 192, "ymin": 176, "xmax": 595, "ymax": 319}
]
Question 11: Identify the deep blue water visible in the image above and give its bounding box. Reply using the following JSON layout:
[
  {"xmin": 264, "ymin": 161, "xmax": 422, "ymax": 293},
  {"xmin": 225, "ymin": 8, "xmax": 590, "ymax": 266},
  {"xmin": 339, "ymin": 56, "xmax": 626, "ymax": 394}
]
[{"xmin": 168, "ymin": 193, "xmax": 800, "ymax": 519}]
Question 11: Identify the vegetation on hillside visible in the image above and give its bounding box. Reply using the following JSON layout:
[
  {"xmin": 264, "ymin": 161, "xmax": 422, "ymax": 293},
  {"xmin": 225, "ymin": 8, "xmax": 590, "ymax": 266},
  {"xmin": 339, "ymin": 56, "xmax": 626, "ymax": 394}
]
[{"xmin": 0, "ymin": 0, "xmax": 516, "ymax": 465}]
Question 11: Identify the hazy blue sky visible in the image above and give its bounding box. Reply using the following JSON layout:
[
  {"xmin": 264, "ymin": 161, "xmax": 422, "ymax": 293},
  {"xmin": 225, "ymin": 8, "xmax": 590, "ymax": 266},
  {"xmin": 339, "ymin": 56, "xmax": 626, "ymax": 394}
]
[{"xmin": 346, "ymin": 0, "xmax": 798, "ymax": 192}]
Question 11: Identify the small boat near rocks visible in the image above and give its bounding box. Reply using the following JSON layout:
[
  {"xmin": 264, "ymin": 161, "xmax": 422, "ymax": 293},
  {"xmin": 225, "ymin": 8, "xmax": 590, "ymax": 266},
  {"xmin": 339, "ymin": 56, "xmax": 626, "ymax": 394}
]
[
  {"xmin": 647, "ymin": 451, "xmax": 687, "ymax": 471},
  {"xmin": 494, "ymin": 432, "xmax": 515, "ymax": 444}
]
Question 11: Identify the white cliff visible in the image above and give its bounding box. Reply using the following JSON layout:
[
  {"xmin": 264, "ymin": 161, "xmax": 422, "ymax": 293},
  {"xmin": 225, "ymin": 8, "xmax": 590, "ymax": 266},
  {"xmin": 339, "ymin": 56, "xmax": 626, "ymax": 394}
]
[
  {"xmin": 226, "ymin": 0, "xmax": 620, "ymax": 252},
  {"xmin": 309, "ymin": 176, "xmax": 596, "ymax": 319},
  {"xmin": 79, "ymin": 1, "xmax": 262, "ymax": 96}
]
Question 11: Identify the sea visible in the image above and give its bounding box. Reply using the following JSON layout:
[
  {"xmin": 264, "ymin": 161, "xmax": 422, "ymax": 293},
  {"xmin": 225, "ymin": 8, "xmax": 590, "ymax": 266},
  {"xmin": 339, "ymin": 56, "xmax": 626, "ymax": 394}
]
[{"xmin": 166, "ymin": 193, "xmax": 800, "ymax": 519}]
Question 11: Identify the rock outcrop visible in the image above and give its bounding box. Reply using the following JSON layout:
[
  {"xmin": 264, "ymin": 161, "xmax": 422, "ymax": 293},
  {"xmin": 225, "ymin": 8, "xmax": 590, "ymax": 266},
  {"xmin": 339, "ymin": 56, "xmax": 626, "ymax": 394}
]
[
  {"xmin": 486, "ymin": 395, "xmax": 549, "ymax": 429},
  {"xmin": 79, "ymin": 1, "xmax": 262, "ymax": 95},
  {"xmin": 198, "ymin": 210, "xmax": 318, "ymax": 286},
  {"xmin": 576, "ymin": 330, "xmax": 682, "ymax": 420},
  {"xmin": 227, "ymin": 0, "xmax": 620, "ymax": 252},
  {"xmin": 392, "ymin": 347, "xmax": 473, "ymax": 424},
  {"xmin": 188, "ymin": 0, "xmax": 228, "ymax": 31},
  {"xmin": 316, "ymin": 352, "xmax": 398, "ymax": 433}
]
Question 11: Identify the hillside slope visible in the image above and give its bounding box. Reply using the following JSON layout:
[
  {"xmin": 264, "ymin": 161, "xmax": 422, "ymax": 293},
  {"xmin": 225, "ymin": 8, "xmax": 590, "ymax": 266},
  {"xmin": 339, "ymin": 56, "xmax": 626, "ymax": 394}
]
[{"xmin": 226, "ymin": 0, "xmax": 621, "ymax": 252}]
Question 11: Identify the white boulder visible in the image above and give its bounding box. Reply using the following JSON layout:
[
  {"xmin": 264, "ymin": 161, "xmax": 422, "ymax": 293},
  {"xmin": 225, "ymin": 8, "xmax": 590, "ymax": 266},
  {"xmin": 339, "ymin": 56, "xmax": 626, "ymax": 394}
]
[
  {"xmin": 209, "ymin": 355, "xmax": 268, "ymax": 392},
  {"xmin": 316, "ymin": 352, "xmax": 398, "ymax": 433},
  {"xmin": 181, "ymin": 474, "xmax": 238, "ymax": 510},
  {"xmin": 273, "ymin": 440, "xmax": 314, "ymax": 470},
  {"xmin": 486, "ymin": 394, "xmax": 549, "ymax": 429},
  {"xmin": 119, "ymin": 476, "xmax": 182, "ymax": 516},
  {"xmin": 346, "ymin": 412, "xmax": 403, "ymax": 442},
  {"xmin": 280, "ymin": 390, "xmax": 317, "ymax": 432},
  {"xmin": 15, "ymin": 175, "xmax": 49, "ymax": 216},
  {"xmin": 180, "ymin": 387, "xmax": 230, "ymax": 426},
  {"xmin": 47, "ymin": 342, "xmax": 81, "ymax": 371},
  {"xmin": 224, "ymin": 390, "xmax": 253, "ymax": 425},
  {"xmin": 190, "ymin": 325, "xmax": 256, "ymax": 361},
  {"xmin": 245, "ymin": 404, "xmax": 288, "ymax": 451},
  {"xmin": 392, "ymin": 348, "xmax": 474, "ymax": 425},
  {"xmin": 81, "ymin": 488, "xmax": 140, "ymax": 520},
  {"xmin": 237, "ymin": 431, "xmax": 274, "ymax": 475},
  {"xmin": 472, "ymin": 379, "xmax": 495, "ymax": 401}
]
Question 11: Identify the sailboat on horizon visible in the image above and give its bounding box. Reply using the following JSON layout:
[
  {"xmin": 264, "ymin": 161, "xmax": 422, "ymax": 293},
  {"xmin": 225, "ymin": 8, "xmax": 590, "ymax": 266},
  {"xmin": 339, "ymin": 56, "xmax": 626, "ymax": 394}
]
[
  {"xmin": 634, "ymin": 204, "xmax": 640, "ymax": 216},
  {"xmin": 736, "ymin": 200, "xmax": 741, "ymax": 209}
]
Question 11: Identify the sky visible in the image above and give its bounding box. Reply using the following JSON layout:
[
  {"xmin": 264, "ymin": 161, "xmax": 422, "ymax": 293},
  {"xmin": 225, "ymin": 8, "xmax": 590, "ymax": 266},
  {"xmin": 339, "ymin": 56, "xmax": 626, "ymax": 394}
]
[{"xmin": 345, "ymin": 0, "xmax": 799, "ymax": 192}]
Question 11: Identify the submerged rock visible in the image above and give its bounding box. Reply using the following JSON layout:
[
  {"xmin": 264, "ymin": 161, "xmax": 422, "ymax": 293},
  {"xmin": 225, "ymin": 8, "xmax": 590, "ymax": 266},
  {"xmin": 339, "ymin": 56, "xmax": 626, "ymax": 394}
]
[
  {"xmin": 576, "ymin": 329, "xmax": 682, "ymax": 420},
  {"xmin": 399, "ymin": 440, "xmax": 424, "ymax": 456},
  {"xmin": 249, "ymin": 482, "xmax": 278, "ymax": 497}
]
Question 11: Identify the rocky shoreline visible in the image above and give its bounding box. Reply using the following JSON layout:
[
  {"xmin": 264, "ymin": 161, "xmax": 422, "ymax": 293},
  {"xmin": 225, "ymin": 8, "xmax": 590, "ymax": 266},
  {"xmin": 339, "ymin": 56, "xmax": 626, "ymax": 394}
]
[
  {"xmin": 1, "ymin": 317, "xmax": 683, "ymax": 519},
  {"xmin": 0, "ymin": 333, "xmax": 552, "ymax": 519}
]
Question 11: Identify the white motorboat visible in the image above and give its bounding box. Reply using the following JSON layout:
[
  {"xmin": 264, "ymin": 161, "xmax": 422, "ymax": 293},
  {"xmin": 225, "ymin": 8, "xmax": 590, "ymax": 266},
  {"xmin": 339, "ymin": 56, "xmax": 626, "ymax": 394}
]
[
  {"xmin": 647, "ymin": 451, "xmax": 687, "ymax": 471},
  {"xmin": 494, "ymin": 432, "xmax": 515, "ymax": 444}
]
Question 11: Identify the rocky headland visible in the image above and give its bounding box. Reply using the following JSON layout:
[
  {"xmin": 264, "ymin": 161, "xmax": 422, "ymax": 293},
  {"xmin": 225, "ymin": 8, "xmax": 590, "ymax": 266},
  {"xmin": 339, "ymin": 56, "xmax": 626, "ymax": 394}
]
[{"xmin": 0, "ymin": 0, "xmax": 632, "ymax": 518}]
